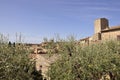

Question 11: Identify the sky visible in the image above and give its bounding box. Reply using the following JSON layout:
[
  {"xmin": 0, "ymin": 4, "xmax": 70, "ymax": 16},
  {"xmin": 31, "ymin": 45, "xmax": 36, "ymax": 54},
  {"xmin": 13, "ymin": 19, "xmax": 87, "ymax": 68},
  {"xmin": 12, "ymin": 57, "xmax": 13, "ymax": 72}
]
[{"xmin": 0, "ymin": 0, "xmax": 120, "ymax": 43}]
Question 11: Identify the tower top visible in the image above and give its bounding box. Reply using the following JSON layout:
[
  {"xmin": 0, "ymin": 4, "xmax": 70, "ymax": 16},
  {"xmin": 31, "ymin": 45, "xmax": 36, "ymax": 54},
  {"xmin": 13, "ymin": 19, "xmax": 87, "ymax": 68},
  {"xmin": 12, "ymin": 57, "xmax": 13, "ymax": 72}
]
[{"xmin": 94, "ymin": 18, "xmax": 109, "ymax": 33}]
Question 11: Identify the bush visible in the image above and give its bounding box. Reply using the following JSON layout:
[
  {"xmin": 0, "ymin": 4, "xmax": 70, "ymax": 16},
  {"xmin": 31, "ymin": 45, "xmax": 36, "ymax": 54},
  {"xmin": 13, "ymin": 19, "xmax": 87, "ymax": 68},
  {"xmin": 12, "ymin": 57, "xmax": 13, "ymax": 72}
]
[
  {"xmin": 47, "ymin": 40, "xmax": 120, "ymax": 80},
  {"xmin": 0, "ymin": 34, "xmax": 43, "ymax": 80}
]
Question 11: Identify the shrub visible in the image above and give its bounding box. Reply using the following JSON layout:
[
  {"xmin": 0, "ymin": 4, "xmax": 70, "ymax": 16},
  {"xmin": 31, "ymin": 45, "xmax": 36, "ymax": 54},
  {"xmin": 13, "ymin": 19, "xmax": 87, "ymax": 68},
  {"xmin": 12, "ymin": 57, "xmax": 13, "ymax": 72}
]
[
  {"xmin": 47, "ymin": 40, "xmax": 120, "ymax": 80},
  {"xmin": 0, "ymin": 34, "xmax": 43, "ymax": 80}
]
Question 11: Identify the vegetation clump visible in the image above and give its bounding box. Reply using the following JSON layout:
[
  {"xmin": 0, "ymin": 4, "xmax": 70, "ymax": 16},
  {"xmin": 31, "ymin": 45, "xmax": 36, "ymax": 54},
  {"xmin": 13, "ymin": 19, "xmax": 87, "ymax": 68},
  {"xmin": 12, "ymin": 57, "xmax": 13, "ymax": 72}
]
[
  {"xmin": 0, "ymin": 34, "xmax": 43, "ymax": 80},
  {"xmin": 0, "ymin": 34, "xmax": 120, "ymax": 80},
  {"xmin": 47, "ymin": 39, "xmax": 120, "ymax": 80}
]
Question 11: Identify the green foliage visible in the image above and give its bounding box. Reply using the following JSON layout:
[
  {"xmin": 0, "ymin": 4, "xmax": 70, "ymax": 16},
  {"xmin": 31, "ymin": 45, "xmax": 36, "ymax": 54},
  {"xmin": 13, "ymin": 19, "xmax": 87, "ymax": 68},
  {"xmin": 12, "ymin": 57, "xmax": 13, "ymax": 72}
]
[
  {"xmin": 47, "ymin": 40, "xmax": 120, "ymax": 80},
  {"xmin": 0, "ymin": 35, "xmax": 43, "ymax": 80}
]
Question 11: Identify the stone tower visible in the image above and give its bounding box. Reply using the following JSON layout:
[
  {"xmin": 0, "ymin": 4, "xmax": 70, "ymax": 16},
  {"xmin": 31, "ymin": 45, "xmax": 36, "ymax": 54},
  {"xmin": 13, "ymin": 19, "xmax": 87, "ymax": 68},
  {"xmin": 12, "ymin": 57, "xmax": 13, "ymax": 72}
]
[{"xmin": 94, "ymin": 18, "xmax": 109, "ymax": 33}]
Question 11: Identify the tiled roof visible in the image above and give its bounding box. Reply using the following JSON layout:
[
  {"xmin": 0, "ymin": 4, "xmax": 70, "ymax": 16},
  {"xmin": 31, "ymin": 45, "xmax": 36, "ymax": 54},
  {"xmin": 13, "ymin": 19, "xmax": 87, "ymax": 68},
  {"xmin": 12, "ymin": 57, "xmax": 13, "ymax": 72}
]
[{"xmin": 102, "ymin": 26, "xmax": 120, "ymax": 32}]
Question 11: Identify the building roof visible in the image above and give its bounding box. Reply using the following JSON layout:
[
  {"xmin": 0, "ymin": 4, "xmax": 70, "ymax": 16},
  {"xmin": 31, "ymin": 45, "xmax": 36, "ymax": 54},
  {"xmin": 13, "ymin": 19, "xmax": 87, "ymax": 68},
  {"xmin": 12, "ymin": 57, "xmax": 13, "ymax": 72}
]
[
  {"xmin": 79, "ymin": 37, "xmax": 89, "ymax": 41},
  {"xmin": 102, "ymin": 26, "xmax": 120, "ymax": 32}
]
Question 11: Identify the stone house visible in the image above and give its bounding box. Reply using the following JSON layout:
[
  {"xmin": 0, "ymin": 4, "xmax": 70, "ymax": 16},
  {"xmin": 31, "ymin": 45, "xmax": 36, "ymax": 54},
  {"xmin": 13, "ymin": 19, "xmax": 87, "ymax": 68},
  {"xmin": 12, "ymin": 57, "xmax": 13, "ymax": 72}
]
[{"xmin": 80, "ymin": 18, "xmax": 120, "ymax": 44}]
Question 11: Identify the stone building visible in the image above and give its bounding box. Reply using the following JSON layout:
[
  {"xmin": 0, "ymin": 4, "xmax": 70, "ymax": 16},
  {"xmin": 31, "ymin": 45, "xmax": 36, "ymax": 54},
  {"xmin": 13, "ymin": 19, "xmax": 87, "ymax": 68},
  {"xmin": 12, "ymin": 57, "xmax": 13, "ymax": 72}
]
[
  {"xmin": 80, "ymin": 18, "xmax": 120, "ymax": 44},
  {"xmin": 91, "ymin": 18, "xmax": 120, "ymax": 41}
]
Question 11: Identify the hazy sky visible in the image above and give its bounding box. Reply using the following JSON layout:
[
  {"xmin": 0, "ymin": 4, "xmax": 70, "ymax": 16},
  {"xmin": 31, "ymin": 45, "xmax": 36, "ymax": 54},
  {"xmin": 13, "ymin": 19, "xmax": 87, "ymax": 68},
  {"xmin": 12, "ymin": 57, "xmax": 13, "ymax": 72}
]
[{"xmin": 0, "ymin": 0, "xmax": 120, "ymax": 43}]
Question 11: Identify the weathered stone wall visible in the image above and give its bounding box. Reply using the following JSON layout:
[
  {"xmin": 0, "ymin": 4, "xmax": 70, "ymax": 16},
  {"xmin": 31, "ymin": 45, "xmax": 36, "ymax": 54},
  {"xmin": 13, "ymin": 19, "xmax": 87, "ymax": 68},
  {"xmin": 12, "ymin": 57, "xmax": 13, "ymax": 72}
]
[
  {"xmin": 91, "ymin": 33, "xmax": 101, "ymax": 41},
  {"xmin": 101, "ymin": 30, "xmax": 120, "ymax": 41},
  {"xmin": 35, "ymin": 54, "xmax": 60, "ymax": 80}
]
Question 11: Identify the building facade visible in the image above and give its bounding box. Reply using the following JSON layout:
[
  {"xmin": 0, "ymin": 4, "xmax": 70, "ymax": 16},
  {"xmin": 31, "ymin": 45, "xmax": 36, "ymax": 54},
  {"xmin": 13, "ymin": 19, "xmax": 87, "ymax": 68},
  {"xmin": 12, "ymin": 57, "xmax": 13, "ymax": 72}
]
[
  {"xmin": 80, "ymin": 18, "xmax": 120, "ymax": 44},
  {"xmin": 91, "ymin": 18, "xmax": 120, "ymax": 41}
]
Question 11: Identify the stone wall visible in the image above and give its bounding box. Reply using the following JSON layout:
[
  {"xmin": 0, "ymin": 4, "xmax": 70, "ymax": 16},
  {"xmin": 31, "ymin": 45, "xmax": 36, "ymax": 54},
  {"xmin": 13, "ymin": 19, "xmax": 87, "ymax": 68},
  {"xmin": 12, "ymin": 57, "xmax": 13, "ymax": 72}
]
[
  {"xmin": 35, "ymin": 54, "xmax": 60, "ymax": 80},
  {"xmin": 91, "ymin": 33, "xmax": 101, "ymax": 41},
  {"xmin": 101, "ymin": 30, "xmax": 120, "ymax": 41}
]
